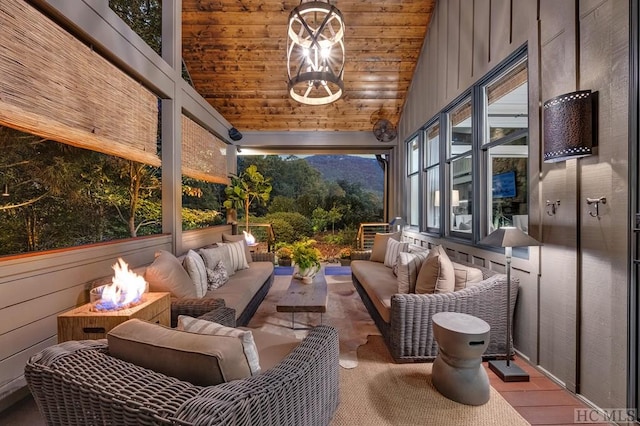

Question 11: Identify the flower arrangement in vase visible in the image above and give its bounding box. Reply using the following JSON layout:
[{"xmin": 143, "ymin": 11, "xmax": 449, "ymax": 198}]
[
  {"xmin": 338, "ymin": 247, "xmax": 352, "ymax": 266},
  {"xmin": 275, "ymin": 244, "xmax": 293, "ymax": 267},
  {"xmin": 291, "ymin": 239, "xmax": 321, "ymax": 283}
]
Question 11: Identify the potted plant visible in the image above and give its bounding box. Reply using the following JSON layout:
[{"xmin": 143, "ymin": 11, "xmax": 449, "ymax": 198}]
[
  {"xmin": 338, "ymin": 247, "xmax": 352, "ymax": 266},
  {"xmin": 275, "ymin": 244, "xmax": 293, "ymax": 267},
  {"xmin": 291, "ymin": 239, "xmax": 322, "ymax": 283}
]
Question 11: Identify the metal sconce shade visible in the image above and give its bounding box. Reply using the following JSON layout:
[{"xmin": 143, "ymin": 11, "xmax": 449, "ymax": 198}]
[
  {"xmin": 543, "ymin": 90, "xmax": 595, "ymax": 162},
  {"xmin": 287, "ymin": 0, "xmax": 345, "ymax": 105}
]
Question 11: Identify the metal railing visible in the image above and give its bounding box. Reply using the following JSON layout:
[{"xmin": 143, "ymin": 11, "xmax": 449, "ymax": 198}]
[{"xmin": 356, "ymin": 222, "xmax": 390, "ymax": 250}]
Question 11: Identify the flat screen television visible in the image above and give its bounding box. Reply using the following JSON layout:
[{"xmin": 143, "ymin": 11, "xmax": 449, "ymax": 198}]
[{"xmin": 493, "ymin": 171, "xmax": 516, "ymax": 198}]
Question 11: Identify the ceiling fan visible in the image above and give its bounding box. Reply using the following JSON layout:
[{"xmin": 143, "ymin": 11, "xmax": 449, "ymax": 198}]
[{"xmin": 372, "ymin": 118, "xmax": 398, "ymax": 143}]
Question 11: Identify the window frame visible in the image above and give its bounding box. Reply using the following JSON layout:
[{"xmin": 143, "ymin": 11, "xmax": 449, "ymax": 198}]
[{"xmin": 408, "ymin": 45, "xmax": 529, "ymax": 254}]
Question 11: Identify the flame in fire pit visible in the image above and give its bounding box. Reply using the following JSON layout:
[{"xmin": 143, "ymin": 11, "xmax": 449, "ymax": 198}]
[
  {"xmin": 243, "ymin": 230, "xmax": 256, "ymax": 245},
  {"xmin": 93, "ymin": 258, "xmax": 146, "ymax": 311}
]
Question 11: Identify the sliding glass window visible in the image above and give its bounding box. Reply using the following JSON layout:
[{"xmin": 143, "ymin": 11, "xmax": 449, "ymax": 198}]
[
  {"xmin": 407, "ymin": 136, "xmax": 420, "ymax": 228},
  {"xmin": 424, "ymin": 121, "xmax": 440, "ymax": 231},
  {"xmin": 482, "ymin": 57, "xmax": 529, "ymax": 235},
  {"xmin": 446, "ymin": 97, "xmax": 473, "ymax": 236}
]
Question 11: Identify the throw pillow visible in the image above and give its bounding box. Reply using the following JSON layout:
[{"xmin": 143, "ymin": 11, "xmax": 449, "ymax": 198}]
[
  {"xmin": 370, "ymin": 231, "xmax": 401, "ymax": 263},
  {"xmin": 145, "ymin": 250, "xmax": 197, "ymax": 299},
  {"xmin": 178, "ymin": 315, "xmax": 261, "ymax": 375},
  {"xmin": 218, "ymin": 240, "xmax": 249, "ymax": 272},
  {"xmin": 384, "ymin": 238, "xmax": 409, "ymax": 268},
  {"xmin": 182, "ymin": 250, "xmax": 207, "ymax": 298},
  {"xmin": 415, "ymin": 245, "xmax": 455, "ymax": 294},
  {"xmin": 452, "ymin": 262, "xmax": 484, "ymax": 291},
  {"xmin": 396, "ymin": 250, "xmax": 430, "ymax": 294},
  {"xmin": 223, "ymin": 233, "xmax": 253, "ymax": 263},
  {"xmin": 108, "ymin": 319, "xmax": 252, "ymax": 386},
  {"xmin": 199, "ymin": 246, "xmax": 235, "ymax": 277},
  {"xmin": 206, "ymin": 260, "xmax": 229, "ymax": 290}
]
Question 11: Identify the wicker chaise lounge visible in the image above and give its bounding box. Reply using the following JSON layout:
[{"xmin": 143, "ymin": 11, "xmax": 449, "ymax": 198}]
[
  {"xmin": 25, "ymin": 325, "xmax": 340, "ymax": 426},
  {"xmin": 351, "ymin": 254, "xmax": 518, "ymax": 363}
]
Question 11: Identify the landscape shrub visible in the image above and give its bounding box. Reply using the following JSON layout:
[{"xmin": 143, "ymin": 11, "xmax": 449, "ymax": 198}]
[{"xmin": 265, "ymin": 212, "xmax": 313, "ymax": 240}]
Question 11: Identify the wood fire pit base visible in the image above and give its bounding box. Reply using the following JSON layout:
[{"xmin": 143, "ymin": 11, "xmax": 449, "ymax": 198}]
[{"xmin": 57, "ymin": 292, "xmax": 170, "ymax": 343}]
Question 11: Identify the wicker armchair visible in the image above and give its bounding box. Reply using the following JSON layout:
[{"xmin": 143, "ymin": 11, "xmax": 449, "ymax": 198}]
[{"xmin": 25, "ymin": 325, "xmax": 339, "ymax": 426}]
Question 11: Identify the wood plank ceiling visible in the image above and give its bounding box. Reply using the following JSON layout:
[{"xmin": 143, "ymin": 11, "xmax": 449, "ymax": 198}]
[{"xmin": 182, "ymin": 0, "xmax": 435, "ymax": 133}]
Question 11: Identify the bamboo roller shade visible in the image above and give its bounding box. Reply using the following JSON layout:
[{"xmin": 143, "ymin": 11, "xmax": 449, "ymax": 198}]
[
  {"xmin": 182, "ymin": 114, "xmax": 229, "ymax": 185},
  {"xmin": 0, "ymin": 2, "xmax": 159, "ymax": 166}
]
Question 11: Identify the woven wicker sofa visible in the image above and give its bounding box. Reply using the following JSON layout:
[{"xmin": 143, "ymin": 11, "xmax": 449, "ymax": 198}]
[
  {"xmin": 25, "ymin": 323, "xmax": 340, "ymax": 426},
  {"xmin": 351, "ymin": 252, "xmax": 518, "ymax": 363}
]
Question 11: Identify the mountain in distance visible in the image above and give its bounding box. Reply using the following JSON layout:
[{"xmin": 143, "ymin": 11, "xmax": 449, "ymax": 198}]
[{"xmin": 303, "ymin": 154, "xmax": 384, "ymax": 194}]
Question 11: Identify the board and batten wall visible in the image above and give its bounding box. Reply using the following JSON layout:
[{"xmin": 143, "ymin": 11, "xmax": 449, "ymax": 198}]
[{"xmin": 396, "ymin": 0, "xmax": 628, "ymax": 410}]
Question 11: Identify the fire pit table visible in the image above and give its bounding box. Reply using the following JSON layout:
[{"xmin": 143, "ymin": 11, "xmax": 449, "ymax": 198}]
[{"xmin": 57, "ymin": 292, "xmax": 170, "ymax": 343}]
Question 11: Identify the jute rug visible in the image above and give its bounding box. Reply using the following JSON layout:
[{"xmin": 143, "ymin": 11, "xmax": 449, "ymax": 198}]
[
  {"xmin": 331, "ymin": 335, "xmax": 530, "ymax": 426},
  {"xmin": 248, "ymin": 272, "xmax": 380, "ymax": 368}
]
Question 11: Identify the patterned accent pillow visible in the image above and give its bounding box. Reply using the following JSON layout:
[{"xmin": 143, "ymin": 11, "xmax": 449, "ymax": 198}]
[
  {"xmin": 396, "ymin": 250, "xmax": 430, "ymax": 293},
  {"xmin": 182, "ymin": 250, "xmax": 208, "ymax": 298},
  {"xmin": 177, "ymin": 315, "xmax": 261, "ymax": 375},
  {"xmin": 222, "ymin": 233, "xmax": 253, "ymax": 263},
  {"xmin": 199, "ymin": 246, "xmax": 235, "ymax": 277},
  {"xmin": 206, "ymin": 260, "xmax": 229, "ymax": 290},
  {"xmin": 218, "ymin": 240, "xmax": 249, "ymax": 272},
  {"xmin": 384, "ymin": 238, "xmax": 409, "ymax": 268}
]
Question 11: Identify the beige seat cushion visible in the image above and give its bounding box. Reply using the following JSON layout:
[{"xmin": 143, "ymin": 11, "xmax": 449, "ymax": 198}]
[
  {"xmin": 244, "ymin": 327, "xmax": 300, "ymax": 371},
  {"xmin": 415, "ymin": 245, "xmax": 455, "ymax": 294},
  {"xmin": 145, "ymin": 250, "xmax": 197, "ymax": 299},
  {"xmin": 178, "ymin": 315, "xmax": 260, "ymax": 375},
  {"xmin": 351, "ymin": 260, "xmax": 396, "ymax": 322},
  {"xmin": 107, "ymin": 319, "xmax": 251, "ymax": 386},
  {"xmin": 209, "ymin": 262, "xmax": 274, "ymax": 319},
  {"xmin": 370, "ymin": 231, "xmax": 401, "ymax": 263}
]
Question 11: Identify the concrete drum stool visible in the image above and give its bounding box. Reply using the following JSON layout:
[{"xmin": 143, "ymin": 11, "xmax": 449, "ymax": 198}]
[{"xmin": 431, "ymin": 312, "xmax": 491, "ymax": 406}]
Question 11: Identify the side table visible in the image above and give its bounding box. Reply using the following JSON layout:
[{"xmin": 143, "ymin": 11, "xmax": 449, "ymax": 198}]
[
  {"xmin": 431, "ymin": 312, "xmax": 491, "ymax": 406},
  {"xmin": 57, "ymin": 292, "xmax": 171, "ymax": 342}
]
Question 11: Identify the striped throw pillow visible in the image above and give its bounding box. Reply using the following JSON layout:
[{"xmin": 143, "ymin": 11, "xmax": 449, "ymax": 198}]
[
  {"xmin": 219, "ymin": 240, "xmax": 249, "ymax": 272},
  {"xmin": 177, "ymin": 315, "xmax": 261, "ymax": 375},
  {"xmin": 396, "ymin": 251, "xmax": 430, "ymax": 293},
  {"xmin": 384, "ymin": 238, "xmax": 409, "ymax": 268},
  {"xmin": 182, "ymin": 250, "xmax": 207, "ymax": 298}
]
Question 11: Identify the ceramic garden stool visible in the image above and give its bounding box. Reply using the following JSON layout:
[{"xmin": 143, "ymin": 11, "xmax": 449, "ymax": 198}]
[{"xmin": 431, "ymin": 312, "xmax": 491, "ymax": 406}]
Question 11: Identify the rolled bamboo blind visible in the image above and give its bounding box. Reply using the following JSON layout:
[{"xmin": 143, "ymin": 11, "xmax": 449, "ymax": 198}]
[
  {"xmin": 181, "ymin": 115, "xmax": 229, "ymax": 184},
  {"xmin": 0, "ymin": 2, "xmax": 160, "ymax": 166}
]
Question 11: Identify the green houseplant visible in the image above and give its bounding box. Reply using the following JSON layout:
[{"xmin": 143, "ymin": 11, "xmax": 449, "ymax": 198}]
[{"xmin": 291, "ymin": 239, "xmax": 321, "ymax": 283}]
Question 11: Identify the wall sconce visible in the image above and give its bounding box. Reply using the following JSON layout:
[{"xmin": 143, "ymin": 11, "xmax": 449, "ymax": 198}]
[{"xmin": 543, "ymin": 90, "xmax": 596, "ymax": 162}]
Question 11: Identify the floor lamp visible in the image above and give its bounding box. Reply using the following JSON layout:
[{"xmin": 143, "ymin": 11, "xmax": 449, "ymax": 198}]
[{"xmin": 479, "ymin": 226, "xmax": 542, "ymax": 382}]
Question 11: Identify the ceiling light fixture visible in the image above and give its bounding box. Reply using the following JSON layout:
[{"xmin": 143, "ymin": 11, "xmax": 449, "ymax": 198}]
[{"xmin": 287, "ymin": 0, "xmax": 345, "ymax": 105}]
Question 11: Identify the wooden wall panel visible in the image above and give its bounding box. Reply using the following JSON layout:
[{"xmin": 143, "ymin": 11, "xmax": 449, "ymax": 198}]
[
  {"xmin": 538, "ymin": 0, "xmax": 579, "ymax": 392},
  {"xmin": 512, "ymin": 0, "xmax": 537, "ymax": 48},
  {"xmin": 489, "ymin": 0, "xmax": 512, "ymax": 65},
  {"xmin": 436, "ymin": 1, "xmax": 449, "ymax": 107},
  {"xmin": 458, "ymin": 0, "xmax": 474, "ymax": 90},
  {"xmin": 577, "ymin": 0, "xmax": 628, "ymax": 409},
  {"xmin": 447, "ymin": 0, "xmax": 461, "ymax": 97},
  {"xmin": 473, "ymin": 0, "xmax": 491, "ymax": 79}
]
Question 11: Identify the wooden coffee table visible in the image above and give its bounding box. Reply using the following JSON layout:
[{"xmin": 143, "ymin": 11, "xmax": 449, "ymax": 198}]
[{"xmin": 276, "ymin": 272, "xmax": 328, "ymax": 329}]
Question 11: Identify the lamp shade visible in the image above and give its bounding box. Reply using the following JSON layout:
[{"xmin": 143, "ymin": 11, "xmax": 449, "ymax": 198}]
[
  {"xmin": 479, "ymin": 227, "xmax": 541, "ymax": 249},
  {"xmin": 543, "ymin": 90, "xmax": 595, "ymax": 162}
]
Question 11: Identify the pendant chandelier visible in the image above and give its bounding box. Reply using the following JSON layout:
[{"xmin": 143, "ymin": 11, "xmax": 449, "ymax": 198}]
[{"xmin": 287, "ymin": 0, "xmax": 345, "ymax": 105}]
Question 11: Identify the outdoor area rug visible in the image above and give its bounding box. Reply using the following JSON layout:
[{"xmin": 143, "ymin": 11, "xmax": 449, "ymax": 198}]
[
  {"xmin": 330, "ymin": 335, "xmax": 530, "ymax": 426},
  {"xmin": 247, "ymin": 273, "xmax": 379, "ymax": 368}
]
